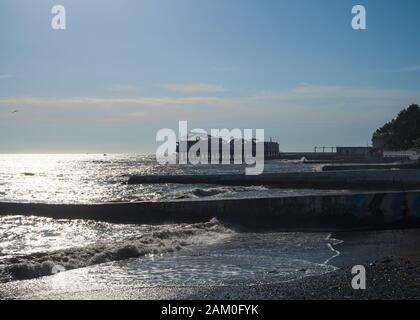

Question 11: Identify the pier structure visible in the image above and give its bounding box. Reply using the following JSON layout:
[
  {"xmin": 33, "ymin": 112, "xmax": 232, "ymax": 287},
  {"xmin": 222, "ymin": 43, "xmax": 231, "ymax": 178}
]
[{"xmin": 176, "ymin": 134, "xmax": 280, "ymax": 163}]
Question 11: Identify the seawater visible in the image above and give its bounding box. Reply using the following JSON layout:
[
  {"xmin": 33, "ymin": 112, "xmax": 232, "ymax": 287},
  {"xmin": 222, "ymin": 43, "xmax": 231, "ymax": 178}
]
[{"xmin": 0, "ymin": 154, "xmax": 343, "ymax": 298}]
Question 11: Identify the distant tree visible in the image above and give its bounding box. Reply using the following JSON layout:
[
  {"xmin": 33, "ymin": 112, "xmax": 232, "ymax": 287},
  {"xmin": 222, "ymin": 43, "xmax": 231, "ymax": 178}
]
[{"xmin": 373, "ymin": 104, "xmax": 420, "ymax": 150}]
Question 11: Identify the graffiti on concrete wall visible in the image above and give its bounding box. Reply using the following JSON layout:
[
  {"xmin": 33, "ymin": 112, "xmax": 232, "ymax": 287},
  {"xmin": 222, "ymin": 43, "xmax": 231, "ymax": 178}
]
[{"xmin": 351, "ymin": 192, "xmax": 420, "ymax": 223}]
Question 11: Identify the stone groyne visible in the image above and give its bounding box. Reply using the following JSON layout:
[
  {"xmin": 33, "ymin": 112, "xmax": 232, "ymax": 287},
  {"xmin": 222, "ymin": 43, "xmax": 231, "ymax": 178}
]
[
  {"xmin": 128, "ymin": 169, "xmax": 420, "ymax": 190},
  {"xmin": 1, "ymin": 191, "xmax": 419, "ymax": 229},
  {"xmin": 322, "ymin": 163, "xmax": 420, "ymax": 171}
]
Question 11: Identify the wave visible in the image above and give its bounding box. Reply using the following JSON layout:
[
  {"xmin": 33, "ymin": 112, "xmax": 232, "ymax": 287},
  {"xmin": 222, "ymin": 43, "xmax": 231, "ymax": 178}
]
[
  {"xmin": 162, "ymin": 186, "xmax": 270, "ymax": 200},
  {"xmin": 0, "ymin": 218, "xmax": 233, "ymax": 283},
  {"xmin": 22, "ymin": 173, "xmax": 36, "ymax": 176}
]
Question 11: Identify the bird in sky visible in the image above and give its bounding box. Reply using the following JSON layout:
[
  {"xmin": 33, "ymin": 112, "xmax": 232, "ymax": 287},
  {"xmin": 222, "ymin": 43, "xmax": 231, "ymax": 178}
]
[{"xmin": 12, "ymin": 110, "xmax": 18, "ymax": 113}]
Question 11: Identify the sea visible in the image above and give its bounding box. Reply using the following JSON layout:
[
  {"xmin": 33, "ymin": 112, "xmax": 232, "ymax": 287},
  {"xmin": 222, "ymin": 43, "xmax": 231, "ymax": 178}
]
[{"xmin": 0, "ymin": 154, "xmax": 344, "ymax": 299}]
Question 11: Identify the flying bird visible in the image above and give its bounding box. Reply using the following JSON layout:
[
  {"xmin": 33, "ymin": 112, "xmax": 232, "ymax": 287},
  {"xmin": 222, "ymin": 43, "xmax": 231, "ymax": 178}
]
[{"xmin": 12, "ymin": 110, "xmax": 18, "ymax": 113}]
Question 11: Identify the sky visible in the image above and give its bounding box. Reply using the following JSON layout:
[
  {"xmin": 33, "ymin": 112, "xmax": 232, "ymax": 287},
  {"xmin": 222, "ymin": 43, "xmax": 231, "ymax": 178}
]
[{"xmin": 0, "ymin": 0, "xmax": 419, "ymax": 153}]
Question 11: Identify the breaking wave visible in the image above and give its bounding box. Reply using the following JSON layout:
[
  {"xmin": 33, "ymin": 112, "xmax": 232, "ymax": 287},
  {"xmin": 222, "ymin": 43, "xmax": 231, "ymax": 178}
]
[
  {"xmin": 0, "ymin": 218, "xmax": 233, "ymax": 283},
  {"xmin": 162, "ymin": 185, "xmax": 270, "ymax": 200}
]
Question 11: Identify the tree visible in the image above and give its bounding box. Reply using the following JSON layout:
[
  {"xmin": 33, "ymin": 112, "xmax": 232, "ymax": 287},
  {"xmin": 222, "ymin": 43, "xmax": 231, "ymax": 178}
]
[{"xmin": 373, "ymin": 104, "xmax": 420, "ymax": 150}]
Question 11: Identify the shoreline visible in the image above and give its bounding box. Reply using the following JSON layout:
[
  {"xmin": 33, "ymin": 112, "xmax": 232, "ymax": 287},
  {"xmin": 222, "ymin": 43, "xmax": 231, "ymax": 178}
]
[
  {"xmin": 6, "ymin": 256, "xmax": 419, "ymax": 300},
  {"xmin": 2, "ymin": 228, "xmax": 420, "ymax": 300}
]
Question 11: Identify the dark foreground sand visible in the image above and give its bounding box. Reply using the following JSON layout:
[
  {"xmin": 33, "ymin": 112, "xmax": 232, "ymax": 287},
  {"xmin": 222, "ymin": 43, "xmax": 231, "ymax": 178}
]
[
  {"xmin": 10, "ymin": 228, "xmax": 417, "ymax": 300},
  {"xmin": 192, "ymin": 256, "xmax": 420, "ymax": 300},
  {"xmin": 37, "ymin": 255, "xmax": 419, "ymax": 300},
  {"xmin": 193, "ymin": 229, "xmax": 420, "ymax": 300},
  {"xmin": 196, "ymin": 229, "xmax": 420, "ymax": 300},
  {"xmin": 1, "ymin": 228, "xmax": 419, "ymax": 300}
]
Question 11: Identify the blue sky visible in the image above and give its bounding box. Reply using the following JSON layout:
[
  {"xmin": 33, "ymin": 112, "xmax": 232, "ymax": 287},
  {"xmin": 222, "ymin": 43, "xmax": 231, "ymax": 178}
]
[{"xmin": 0, "ymin": 0, "xmax": 419, "ymax": 153}]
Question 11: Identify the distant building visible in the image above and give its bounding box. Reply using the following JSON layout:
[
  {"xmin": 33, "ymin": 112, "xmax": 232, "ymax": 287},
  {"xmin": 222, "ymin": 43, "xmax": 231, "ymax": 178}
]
[
  {"xmin": 336, "ymin": 146, "xmax": 373, "ymax": 160},
  {"xmin": 176, "ymin": 134, "xmax": 279, "ymax": 162},
  {"xmin": 383, "ymin": 150, "xmax": 420, "ymax": 161},
  {"xmin": 264, "ymin": 139, "xmax": 280, "ymax": 159}
]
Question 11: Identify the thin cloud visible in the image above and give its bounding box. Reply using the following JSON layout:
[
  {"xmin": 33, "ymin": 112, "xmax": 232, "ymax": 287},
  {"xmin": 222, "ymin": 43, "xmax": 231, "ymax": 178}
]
[
  {"xmin": 398, "ymin": 65, "xmax": 420, "ymax": 72},
  {"xmin": 213, "ymin": 66, "xmax": 234, "ymax": 72},
  {"xmin": 0, "ymin": 84, "xmax": 418, "ymax": 126},
  {"xmin": 253, "ymin": 84, "xmax": 420, "ymax": 101},
  {"xmin": 165, "ymin": 83, "xmax": 226, "ymax": 94},
  {"xmin": 390, "ymin": 65, "xmax": 420, "ymax": 73},
  {"xmin": 1, "ymin": 84, "xmax": 418, "ymax": 109},
  {"xmin": 0, "ymin": 74, "xmax": 13, "ymax": 79},
  {"xmin": 0, "ymin": 96, "xmax": 238, "ymax": 108},
  {"xmin": 110, "ymin": 84, "xmax": 144, "ymax": 93}
]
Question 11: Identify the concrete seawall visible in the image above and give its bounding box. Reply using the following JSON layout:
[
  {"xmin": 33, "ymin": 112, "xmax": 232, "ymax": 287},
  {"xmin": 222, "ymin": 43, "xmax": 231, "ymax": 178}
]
[
  {"xmin": 322, "ymin": 163, "xmax": 420, "ymax": 171},
  {"xmin": 128, "ymin": 169, "xmax": 420, "ymax": 190},
  {"xmin": 1, "ymin": 191, "xmax": 419, "ymax": 229},
  {"xmin": 279, "ymin": 152, "xmax": 336, "ymax": 160}
]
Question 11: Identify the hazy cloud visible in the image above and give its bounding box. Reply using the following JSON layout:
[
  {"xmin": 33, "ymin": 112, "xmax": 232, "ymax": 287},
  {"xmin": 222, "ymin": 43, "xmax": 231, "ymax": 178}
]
[
  {"xmin": 0, "ymin": 96, "xmax": 238, "ymax": 108},
  {"xmin": 0, "ymin": 74, "xmax": 13, "ymax": 79},
  {"xmin": 1, "ymin": 84, "xmax": 418, "ymax": 109},
  {"xmin": 398, "ymin": 65, "xmax": 420, "ymax": 72},
  {"xmin": 213, "ymin": 66, "xmax": 234, "ymax": 72},
  {"xmin": 389, "ymin": 65, "xmax": 420, "ymax": 73},
  {"xmin": 0, "ymin": 84, "xmax": 418, "ymax": 126},
  {"xmin": 253, "ymin": 84, "xmax": 420, "ymax": 101},
  {"xmin": 110, "ymin": 84, "xmax": 144, "ymax": 93},
  {"xmin": 165, "ymin": 83, "xmax": 226, "ymax": 93}
]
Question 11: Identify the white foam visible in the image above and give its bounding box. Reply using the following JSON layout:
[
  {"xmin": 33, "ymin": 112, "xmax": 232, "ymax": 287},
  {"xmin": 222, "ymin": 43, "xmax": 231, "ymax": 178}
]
[
  {"xmin": 323, "ymin": 233, "xmax": 343, "ymax": 265},
  {"xmin": 0, "ymin": 218, "xmax": 234, "ymax": 282}
]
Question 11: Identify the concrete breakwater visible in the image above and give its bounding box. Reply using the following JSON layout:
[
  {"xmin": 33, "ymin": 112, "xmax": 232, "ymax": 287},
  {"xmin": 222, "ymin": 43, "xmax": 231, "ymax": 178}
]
[
  {"xmin": 279, "ymin": 152, "xmax": 336, "ymax": 160},
  {"xmin": 128, "ymin": 169, "xmax": 420, "ymax": 190},
  {"xmin": 0, "ymin": 191, "xmax": 419, "ymax": 229},
  {"xmin": 322, "ymin": 163, "xmax": 420, "ymax": 171}
]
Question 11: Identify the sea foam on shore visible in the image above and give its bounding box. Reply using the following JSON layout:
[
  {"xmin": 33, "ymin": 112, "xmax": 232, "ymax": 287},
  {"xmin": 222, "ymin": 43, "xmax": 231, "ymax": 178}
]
[{"xmin": 0, "ymin": 216, "xmax": 233, "ymax": 283}]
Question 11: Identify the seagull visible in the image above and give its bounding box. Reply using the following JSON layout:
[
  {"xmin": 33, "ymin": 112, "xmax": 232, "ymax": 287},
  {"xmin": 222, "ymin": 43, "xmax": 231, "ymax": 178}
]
[{"xmin": 12, "ymin": 110, "xmax": 18, "ymax": 113}]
